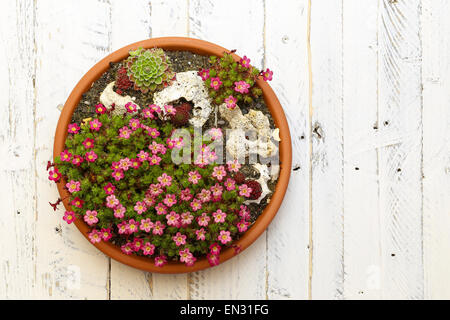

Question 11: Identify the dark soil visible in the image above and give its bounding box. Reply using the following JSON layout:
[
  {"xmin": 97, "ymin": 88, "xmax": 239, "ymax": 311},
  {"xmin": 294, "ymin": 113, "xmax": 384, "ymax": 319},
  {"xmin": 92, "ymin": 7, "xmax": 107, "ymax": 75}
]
[{"xmin": 70, "ymin": 50, "xmax": 279, "ymax": 224}]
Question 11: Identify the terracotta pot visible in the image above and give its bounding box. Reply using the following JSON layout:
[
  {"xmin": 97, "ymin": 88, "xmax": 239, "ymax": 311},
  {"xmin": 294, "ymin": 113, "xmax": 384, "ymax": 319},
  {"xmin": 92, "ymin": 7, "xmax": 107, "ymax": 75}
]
[{"xmin": 53, "ymin": 37, "xmax": 292, "ymax": 273}]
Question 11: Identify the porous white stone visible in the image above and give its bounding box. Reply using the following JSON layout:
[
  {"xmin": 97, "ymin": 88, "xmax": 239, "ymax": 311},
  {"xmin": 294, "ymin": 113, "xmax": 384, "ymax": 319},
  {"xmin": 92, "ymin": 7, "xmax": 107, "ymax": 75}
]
[
  {"xmin": 244, "ymin": 163, "xmax": 272, "ymax": 205},
  {"xmin": 153, "ymin": 71, "xmax": 212, "ymax": 127},
  {"xmin": 100, "ymin": 81, "xmax": 140, "ymax": 115}
]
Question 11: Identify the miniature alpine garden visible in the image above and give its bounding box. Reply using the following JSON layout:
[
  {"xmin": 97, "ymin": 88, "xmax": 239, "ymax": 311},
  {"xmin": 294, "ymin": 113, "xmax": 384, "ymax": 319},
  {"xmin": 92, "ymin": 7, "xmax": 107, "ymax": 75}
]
[{"xmin": 48, "ymin": 46, "xmax": 280, "ymax": 268}]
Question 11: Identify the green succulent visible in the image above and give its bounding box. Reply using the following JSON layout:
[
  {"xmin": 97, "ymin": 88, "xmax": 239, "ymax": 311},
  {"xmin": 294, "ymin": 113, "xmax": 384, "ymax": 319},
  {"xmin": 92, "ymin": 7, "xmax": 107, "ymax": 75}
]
[{"xmin": 125, "ymin": 47, "xmax": 175, "ymax": 93}]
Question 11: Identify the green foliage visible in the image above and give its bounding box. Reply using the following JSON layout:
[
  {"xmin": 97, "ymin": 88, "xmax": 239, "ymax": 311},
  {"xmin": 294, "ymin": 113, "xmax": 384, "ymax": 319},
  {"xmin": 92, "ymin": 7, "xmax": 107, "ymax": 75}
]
[{"xmin": 124, "ymin": 47, "xmax": 175, "ymax": 93}]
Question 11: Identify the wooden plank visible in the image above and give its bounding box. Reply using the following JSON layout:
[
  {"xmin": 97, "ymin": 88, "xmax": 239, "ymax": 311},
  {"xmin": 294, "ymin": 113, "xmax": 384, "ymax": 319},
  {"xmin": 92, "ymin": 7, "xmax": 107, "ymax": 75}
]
[
  {"xmin": 188, "ymin": 0, "xmax": 267, "ymax": 299},
  {"xmin": 34, "ymin": 0, "xmax": 112, "ymax": 299},
  {"xmin": 421, "ymin": 0, "xmax": 450, "ymax": 300},
  {"xmin": 342, "ymin": 0, "xmax": 381, "ymax": 299},
  {"xmin": 377, "ymin": 0, "xmax": 424, "ymax": 299},
  {"xmin": 0, "ymin": 0, "xmax": 36, "ymax": 299},
  {"xmin": 264, "ymin": 0, "xmax": 310, "ymax": 300},
  {"xmin": 309, "ymin": 0, "xmax": 345, "ymax": 299}
]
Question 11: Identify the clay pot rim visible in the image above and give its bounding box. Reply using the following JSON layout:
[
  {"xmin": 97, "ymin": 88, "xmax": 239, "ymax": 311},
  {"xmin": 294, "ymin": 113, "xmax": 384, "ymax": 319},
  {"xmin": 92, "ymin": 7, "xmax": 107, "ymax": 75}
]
[{"xmin": 53, "ymin": 37, "xmax": 292, "ymax": 274}]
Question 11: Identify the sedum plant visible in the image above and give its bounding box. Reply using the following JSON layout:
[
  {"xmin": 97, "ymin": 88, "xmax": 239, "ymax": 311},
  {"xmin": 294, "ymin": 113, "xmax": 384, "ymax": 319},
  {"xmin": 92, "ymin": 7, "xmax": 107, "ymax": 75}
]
[
  {"xmin": 47, "ymin": 103, "xmax": 256, "ymax": 268},
  {"xmin": 198, "ymin": 51, "xmax": 273, "ymax": 107},
  {"xmin": 124, "ymin": 47, "xmax": 175, "ymax": 93}
]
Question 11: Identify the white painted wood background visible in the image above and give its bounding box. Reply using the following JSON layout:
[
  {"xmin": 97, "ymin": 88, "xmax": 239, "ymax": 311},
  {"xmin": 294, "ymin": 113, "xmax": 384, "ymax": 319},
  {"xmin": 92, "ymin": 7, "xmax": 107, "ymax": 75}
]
[{"xmin": 0, "ymin": 0, "xmax": 449, "ymax": 300}]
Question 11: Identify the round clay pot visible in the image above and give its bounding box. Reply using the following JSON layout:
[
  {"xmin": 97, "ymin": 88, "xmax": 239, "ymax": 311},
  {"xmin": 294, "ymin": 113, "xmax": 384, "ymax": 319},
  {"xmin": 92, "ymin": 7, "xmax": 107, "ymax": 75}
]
[{"xmin": 53, "ymin": 37, "xmax": 292, "ymax": 273}]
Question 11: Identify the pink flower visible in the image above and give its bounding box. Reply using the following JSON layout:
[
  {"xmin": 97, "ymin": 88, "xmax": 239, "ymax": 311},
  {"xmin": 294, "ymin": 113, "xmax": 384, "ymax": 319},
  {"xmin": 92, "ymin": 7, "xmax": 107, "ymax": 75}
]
[
  {"xmin": 66, "ymin": 180, "xmax": 80, "ymax": 193},
  {"xmin": 195, "ymin": 228, "xmax": 206, "ymax": 241},
  {"xmin": 188, "ymin": 171, "xmax": 202, "ymax": 184},
  {"xmin": 68, "ymin": 123, "xmax": 80, "ymax": 134},
  {"xmin": 224, "ymin": 178, "xmax": 236, "ymax": 191},
  {"xmin": 164, "ymin": 104, "xmax": 176, "ymax": 115},
  {"xmin": 142, "ymin": 242, "xmax": 155, "ymax": 256},
  {"xmin": 239, "ymin": 205, "xmax": 251, "ymax": 221},
  {"xmin": 239, "ymin": 55, "xmax": 251, "ymax": 68},
  {"xmin": 134, "ymin": 201, "xmax": 147, "ymax": 214},
  {"xmin": 114, "ymin": 204, "xmax": 126, "ymax": 219},
  {"xmin": 140, "ymin": 218, "xmax": 153, "ymax": 233},
  {"xmin": 227, "ymin": 159, "xmax": 242, "ymax": 173},
  {"xmin": 237, "ymin": 219, "xmax": 250, "ymax": 232},
  {"xmin": 148, "ymin": 184, "xmax": 163, "ymax": 197},
  {"xmin": 137, "ymin": 150, "xmax": 149, "ymax": 162},
  {"xmin": 89, "ymin": 119, "xmax": 102, "ymax": 131},
  {"xmin": 172, "ymin": 232, "xmax": 187, "ymax": 246},
  {"xmin": 82, "ymin": 138, "xmax": 94, "ymax": 149},
  {"xmin": 212, "ymin": 209, "xmax": 227, "ymax": 223},
  {"xmin": 112, "ymin": 170, "xmax": 124, "ymax": 181},
  {"xmin": 163, "ymin": 194, "xmax": 177, "ymax": 207},
  {"xmin": 198, "ymin": 68, "xmax": 210, "ymax": 81},
  {"xmin": 85, "ymin": 150, "xmax": 98, "ymax": 162},
  {"xmin": 121, "ymin": 242, "xmax": 133, "ymax": 255},
  {"xmin": 166, "ymin": 211, "xmax": 180, "ymax": 227},
  {"xmin": 95, "ymin": 103, "xmax": 107, "ymax": 114},
  {"xmin": 60, "ymin": 149, "xmax": 72, "ymax": 162},
  {"xmin": 179, "ymin": 248, "xmax": 193, "ymax": 263},
  {"xmin": 88, "ymin": 229, "xmax": 102, "ymax": 244},
  {"xmin": 212, "ymin": 165, "xmax": 226, "ymax": 181},
  {"xmin": 207, "ymin": 253, "xmax": 220, "ymax": 266},
  {"xmin": 148, "ymin": 128, "xmax": 160, "ymax": 139},
  {"xmin": 129, "ymin": 118, "xmax": 140, "ymax": 131},
  {"xmin": 197, "ymin": 189, "xmax": 211, "ymax": 203},
  {"xmin": 63, "ymin": 211, "xmax": 75, "ymax": 224},
  {"xmin": 119, "ymin": 157, "xmax": 131, "ymax": 171},
  {"xmin": 190, "ymin": 199, "xmax": 202, "ymax": 212},
  {"xmin": 155, "ymin": 203, "xmax": 167, "ymax": 215},
  {"xmin": 197, "ymin": 212, "xmax": 210, "ymax": 227},
  {"xmin": 125, "ymin": 102, "xmax": 137, "ymax": 113},
  {"xmin": 181, "ymin": 212, "xmax": 194, "ymax": 226},
  {"xmin": 149, "ymin": 104, "xmax": 161, "ymax": 113},
  {"xmin": 210, "ymin": 183, "xmax": 223, "ymax": 198},
  {"xmin": 185, "ymin": 256, "xmax": 196, "ymax": 267},
  {"xmin": 48, "ymin": 168, "xmax": 61, "ymax": 182},
  {"xmin": 154, "ymin": 255, "xmax": 167, "ymax": 267},
  {"xmin": 218, "ymin": 230, "xmax": 232, "ymax": 244},
  {"xmin": 132, "ymin": 238, "xmax": 144, "ymax": 251},
  {"xmin": 210, "ymin": 77, "xmax": 222, "ymax": 90},
  {"xmin": 119, "ymin": 126, "xmax": 132, "ymax": 139},
  {"xmin": 117, "ymin": 221, "xmax": 128, "ymax": 234},
  {"xmin": 209, "ymin": 243, "xmax": 221, "ymax": 255},
  {"xmin": 104, "ymin": 183, "xmax": 115, "ymax": 195},
  {"xmin": 72, "ymin": 155, "xmax": 84, "ymax": 167},
  {"xmin": 70, "ymin": 197, "xmax": 84, "ymax": 208},
  {"xmin": 224, "ymin": 95, "xmax": 237, "ymax": 109},
  {"xmin": 149, "ymin": 155, "xmax": 162, "ymax": 166},
  {"xmin": 84, "ymin": 210, "xmax": 98, "ymax": 226},
  {"xmin": 180, "ymin": 188, "xmax": 193, "ymax": 201},
  {"xmin": 208, "ymin": 127, "xmax": 223, "ymax": 140},
  {"xmin": 100, "ymin": 228, "xmax": 112, "ymax": 241},
  {"xmin": 262, "ymin": 68, "xmax": 273, "ymax": 81},
  {"xmin": 142, "ymin": 108, "xmax": 155, "ymax": 119},
  {"xmin": 106, "ymin": 195, "xmax": 119, "ymax": 208},
  {"xmin": 239, "ymin": 184, "xmax": 252, "ymax": 198},
  {"xmin": 234, "ymin": 80, "xmax": 250, "ymax": 94},
  {"xmin": 130, "ymin": 158, "xmax": 140, "ymax": 169},
  {"xmin": 157, "ymin": 173, "xmax": 172, "ymax": 187},
  {"xmin": 152, "ymin": 221, "xmax": 165, "ymax": 235},
  {"xmin": 148, "ymin": 141, "xmax": 161, "ymax": 154},
  {"xmin": 126, "ymin": 219, "xmax": 139, "ymax": 234},
  {"xmin": 144, "ymin": 194, "xmax": 156, "ymax": 207},
  {"xmin": 111, "ymin": 162, "xmax": 121, "ymax": 171}
]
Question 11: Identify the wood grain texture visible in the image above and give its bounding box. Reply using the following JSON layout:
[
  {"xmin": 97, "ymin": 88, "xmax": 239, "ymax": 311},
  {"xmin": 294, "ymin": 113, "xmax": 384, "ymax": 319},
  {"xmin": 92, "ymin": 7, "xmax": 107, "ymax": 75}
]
[
  {"xmin": 421, "ymin": 0, "xmax": 450, "ymax": 300},
  {"xmin": 265, "ymin": 0, "xmax": 310, "ymax": 300},
  {"xmin": 377, "ymin": 0, "xmax": 424, "ymax": 299},
  {"xmin": 309, "ymin": 0, "xmax": 345, "ymax": 299},
  {"xmin": 342, "ymin": 0, "xmax": 381, "ymax": 299},
  {"xmin": 0, "ymin": 0, "xmax": 36, "ymax": 299},
  {"xmin": 34, "ymin": 0, "xmax": 112, "ymax": 299},
  {"xmin": 188, "ymin": 0, "xmax": 267, "ymax": 300}
]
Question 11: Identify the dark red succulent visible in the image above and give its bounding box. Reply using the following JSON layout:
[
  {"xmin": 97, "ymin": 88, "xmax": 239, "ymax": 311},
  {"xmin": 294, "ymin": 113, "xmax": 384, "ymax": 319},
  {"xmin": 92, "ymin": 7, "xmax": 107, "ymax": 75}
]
[
  {"xmin": 115, "ymin": 67, "xmax": 133, "ymax": 91},
  {"xmin": 233, "ymin": 172, "xmax": 246, "ymax": 184},
  {"xmin": 170, "ymin": 106, "xmax": 190, "ymax": 127},
  {"xmin": 245, "ymin": 180, "xmax": 262, "ymax": 200}
]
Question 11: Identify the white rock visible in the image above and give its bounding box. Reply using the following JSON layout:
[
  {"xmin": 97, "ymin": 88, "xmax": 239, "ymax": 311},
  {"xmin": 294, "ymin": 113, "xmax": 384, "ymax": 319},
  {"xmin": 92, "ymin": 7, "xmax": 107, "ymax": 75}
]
[
  {"xmin": 153, "ymin": 71, "xmax": 212, "ymax": 127},
  {"xmin": 100, "ymin": 82, "xmax": 140, "ymax": 116},
  {"xmin": 244, "ymin": 163, "xmax": 272, "ymax": 205}
]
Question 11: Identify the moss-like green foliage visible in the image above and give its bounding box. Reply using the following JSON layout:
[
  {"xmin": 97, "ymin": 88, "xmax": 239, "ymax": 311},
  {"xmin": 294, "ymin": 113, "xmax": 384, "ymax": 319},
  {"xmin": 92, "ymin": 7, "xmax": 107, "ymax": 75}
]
[{"xmin": 124, "ymin": 47, "xmax": 175, "ymax": 93}]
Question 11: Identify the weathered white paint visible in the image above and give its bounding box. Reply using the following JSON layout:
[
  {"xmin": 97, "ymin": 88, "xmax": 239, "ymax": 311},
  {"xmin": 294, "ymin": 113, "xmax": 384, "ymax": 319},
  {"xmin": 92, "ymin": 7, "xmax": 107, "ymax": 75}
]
[
  {"xmin": 421, "ymin": 0, "xmax": 450, "ymax": 300},
  {"xmin": 1, "ymin": 0, "xmax": 450, "ymax": 300}
]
